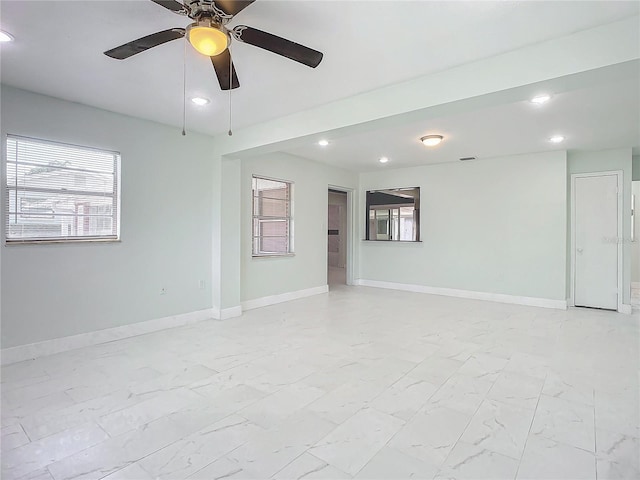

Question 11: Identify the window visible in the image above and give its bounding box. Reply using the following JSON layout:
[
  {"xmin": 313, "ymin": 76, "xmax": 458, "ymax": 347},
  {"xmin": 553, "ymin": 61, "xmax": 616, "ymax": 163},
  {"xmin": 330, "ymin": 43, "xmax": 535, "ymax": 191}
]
[
  {"xmin": 5, "ymin": 135, "xmax": 120, "ymax": 243},
  {"xmin": 365, "ymin": 187, "xmax": 420, "ymax": 241},
  {"xmin": 252, "ymin": 175, "xmax": 293, "ymax": 256}
]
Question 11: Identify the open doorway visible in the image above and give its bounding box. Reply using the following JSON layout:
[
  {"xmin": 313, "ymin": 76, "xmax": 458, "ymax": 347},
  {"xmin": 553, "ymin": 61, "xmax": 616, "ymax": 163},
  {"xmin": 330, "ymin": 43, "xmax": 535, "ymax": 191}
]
[
  {"xmin": 632, "ymin": 180, "xmax": 639, "ymax": 309},
  {"xmin": 328, "ymin": 189, "xmax": 348, "ymax": 286}
]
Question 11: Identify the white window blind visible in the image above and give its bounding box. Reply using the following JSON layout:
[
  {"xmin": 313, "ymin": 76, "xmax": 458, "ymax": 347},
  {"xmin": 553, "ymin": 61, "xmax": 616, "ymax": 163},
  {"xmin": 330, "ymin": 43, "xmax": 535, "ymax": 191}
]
[
  {"xmin": 5, "ymin": 135, "xmax": 120, "ymax": 243},
  {"xmin": 252, "ymin": 175, "xmax": 293, "ymax": 256}
]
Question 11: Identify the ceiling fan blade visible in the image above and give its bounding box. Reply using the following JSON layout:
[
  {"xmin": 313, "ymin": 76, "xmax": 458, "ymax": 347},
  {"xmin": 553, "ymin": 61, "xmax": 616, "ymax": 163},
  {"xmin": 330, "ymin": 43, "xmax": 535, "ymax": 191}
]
[
  {"xmin": 232, "ymin": 26, "xmax": 323, "ymax": 68},
  {"xmin": 150, "ymin": 0, "xmax": 186, "ymax": 14},
  {"xmin": 212, "ymin": 1, "xmax": 256, "ymax": 17},
  {"xmin": 211, "ymin": 50, "xmax": 240, "ymax": 90},
  {"xmin": 104, "ymin": 28, "xmax": 185, "ymax": 59}
]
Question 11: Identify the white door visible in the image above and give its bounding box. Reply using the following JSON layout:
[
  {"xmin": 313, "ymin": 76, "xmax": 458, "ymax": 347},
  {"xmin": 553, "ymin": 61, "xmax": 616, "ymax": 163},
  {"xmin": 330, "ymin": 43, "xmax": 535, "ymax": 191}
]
[{"xmin": 574, "ymin": 174, "xmax": 618, "ymax": 309}]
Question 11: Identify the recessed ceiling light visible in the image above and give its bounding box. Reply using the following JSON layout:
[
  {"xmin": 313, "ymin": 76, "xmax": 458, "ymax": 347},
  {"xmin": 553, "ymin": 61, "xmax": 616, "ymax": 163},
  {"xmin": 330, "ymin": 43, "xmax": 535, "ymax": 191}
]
[
  {"xmin": 379, "ymin": 157, "xmax": 389, "ymax": 164},
  {"xmin": 549, "ymin": 135, "xmax": 565, "ymax": 144},
  {"xmin": 420, "ymin": 135, "xmax": 444, "ymax": 147},
  {"xmin": 530, "ymin": 94, "xmax": 551, "ymax": 105},
  {"xmin": 0, "ymin": 31, "xmax": 14, "ymax": 42},
  {"xmin": 190, "ymin": 97, "xmax": 210, "ymax": 106},
  {"xmin": 318, "ymin": 139, "xmax": 329, "ymax": 147}
]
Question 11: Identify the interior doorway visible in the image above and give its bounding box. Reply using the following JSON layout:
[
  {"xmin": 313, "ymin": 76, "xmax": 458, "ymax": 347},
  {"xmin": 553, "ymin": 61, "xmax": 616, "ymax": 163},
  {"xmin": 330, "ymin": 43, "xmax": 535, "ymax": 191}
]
[
  {"xmin": 570, "ymin": 171, "xmax": 622, "ymax": 311},
  {"xmin": 632, "ymin": 180, "xmax": 639, "ymax": 309},
  {"xmin": 328, "ymin": 189, "xmax": 348, "ymax": 286}
]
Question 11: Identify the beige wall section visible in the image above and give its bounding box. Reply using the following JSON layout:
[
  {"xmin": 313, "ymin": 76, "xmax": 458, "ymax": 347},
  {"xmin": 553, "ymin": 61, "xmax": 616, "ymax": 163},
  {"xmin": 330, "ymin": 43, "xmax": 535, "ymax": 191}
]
[
  {"xmin": 358, "ymin": 151, "xmax": 568, "ymax": 301},
  {"xmin": 1, "ymin": 86, "xmax": 214, "ymax": 349},
  {"xmin": 240, "ymin": 153, "xmax": 357, "ymax": 303},
  {"xmin": 567, "ymin": 148, "xmax": 634, "ymax": 305}
]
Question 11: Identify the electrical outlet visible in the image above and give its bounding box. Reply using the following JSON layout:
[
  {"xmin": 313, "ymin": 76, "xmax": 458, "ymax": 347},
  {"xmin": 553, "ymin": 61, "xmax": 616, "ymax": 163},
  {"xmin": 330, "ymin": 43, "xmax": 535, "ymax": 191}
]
[
  {"xmin": 160, "ymin": 287, "xmax": 166, "ymax": 295},
  {"xmin": 198, "ymin": 280, "xmax": 206, "ymax": 290}
]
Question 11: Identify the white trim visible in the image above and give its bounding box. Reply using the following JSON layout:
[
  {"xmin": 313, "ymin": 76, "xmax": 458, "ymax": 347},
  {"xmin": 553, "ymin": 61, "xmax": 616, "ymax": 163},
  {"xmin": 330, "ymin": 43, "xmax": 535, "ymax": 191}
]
[
  {"xmin": 220, "ymin": 306, "xmax": 243, "ymax": 320},
  {"xmin": 619, "ymin": 304, "xmax": 633, "ymax": 315},
  {"xmin": 1, "ymin": 308, "xmax": 215, "ymax": 366},
  {"xmin": 242, "ymin": 285, "xmax": 329, "ymax": 311},
  {"xmin": 569, "ymin": 171, "xmax": 624, "ymax": 313},
  {"xmin": 355, "ymin": 279, "xmax": 567, "ymax": 310}
]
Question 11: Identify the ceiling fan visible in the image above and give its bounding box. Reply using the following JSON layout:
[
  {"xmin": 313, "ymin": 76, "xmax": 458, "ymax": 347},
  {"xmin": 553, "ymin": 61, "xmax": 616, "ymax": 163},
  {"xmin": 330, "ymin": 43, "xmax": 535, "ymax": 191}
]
[{"xmin": 104, "ymin": 0, "xmax": 323, "ymax": 90}]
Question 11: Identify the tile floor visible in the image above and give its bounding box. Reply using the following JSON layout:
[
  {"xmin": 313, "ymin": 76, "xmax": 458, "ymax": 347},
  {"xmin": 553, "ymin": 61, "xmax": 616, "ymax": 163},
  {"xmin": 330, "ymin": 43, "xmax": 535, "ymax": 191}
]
[{"xmin": 1, "ymin": 285, "xmax": 639, "ymax": 480}]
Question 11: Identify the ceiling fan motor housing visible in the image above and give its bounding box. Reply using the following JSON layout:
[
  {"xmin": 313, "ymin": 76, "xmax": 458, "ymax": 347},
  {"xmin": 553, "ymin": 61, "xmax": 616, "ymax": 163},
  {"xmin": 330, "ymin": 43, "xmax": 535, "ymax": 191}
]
[{"xmin": 185, "ymin": 0, "xmax": 233, "ymax": 24}]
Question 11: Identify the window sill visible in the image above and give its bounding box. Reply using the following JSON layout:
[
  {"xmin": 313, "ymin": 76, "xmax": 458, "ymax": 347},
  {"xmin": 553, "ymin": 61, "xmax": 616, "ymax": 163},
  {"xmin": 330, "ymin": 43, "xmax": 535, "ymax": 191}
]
[
  {"xmin": 252, "ymin": 253, "xmax": 296, "ymax": 258},
  {"xmin": 5, "ymin": 238, "xmax": 121, "ymax": 246},
  {"xmin": 361, "ymin": 239, "xmax": 422, "ymax": 243}
]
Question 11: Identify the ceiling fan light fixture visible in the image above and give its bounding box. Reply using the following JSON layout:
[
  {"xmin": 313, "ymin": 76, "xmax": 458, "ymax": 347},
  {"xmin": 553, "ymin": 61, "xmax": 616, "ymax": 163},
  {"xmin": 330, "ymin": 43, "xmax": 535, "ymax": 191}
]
[
  {"xmin": 420, "ymin": 135, "xmax": 443, "ymax": 147},
  {"xmin": 187, "ymin": 21, "xmax": 228, "ymax": 57}
]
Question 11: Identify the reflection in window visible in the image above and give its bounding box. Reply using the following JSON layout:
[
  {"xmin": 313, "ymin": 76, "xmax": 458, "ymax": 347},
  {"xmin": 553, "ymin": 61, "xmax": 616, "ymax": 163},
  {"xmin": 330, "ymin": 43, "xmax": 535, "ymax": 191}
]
[
  {"xmin": 252, "ymin": 176, "xmax": 293, "ymax": 256},
  {"xmin": 366, "ymin": 187, "xmax": 420, "ymax": 241}
]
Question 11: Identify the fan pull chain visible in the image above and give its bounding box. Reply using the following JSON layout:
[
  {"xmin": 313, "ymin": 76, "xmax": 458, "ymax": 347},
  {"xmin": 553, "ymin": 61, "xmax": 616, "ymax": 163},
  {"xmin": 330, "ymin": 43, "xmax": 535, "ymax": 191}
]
[
  {"xmin": 182, "ymin": 37, "xmax": 187, "ymax": 136},
  {"xmin": 228, "ymin": 43, "xmax": 233, "ymax": 136}
]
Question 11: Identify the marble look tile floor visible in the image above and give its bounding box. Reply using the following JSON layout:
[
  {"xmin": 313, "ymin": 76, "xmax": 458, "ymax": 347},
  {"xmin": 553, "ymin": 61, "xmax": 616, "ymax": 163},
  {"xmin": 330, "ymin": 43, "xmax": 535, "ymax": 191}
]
[{"xmin": 2, "ymin": 285, "xmax": 639, "ymax": 480}]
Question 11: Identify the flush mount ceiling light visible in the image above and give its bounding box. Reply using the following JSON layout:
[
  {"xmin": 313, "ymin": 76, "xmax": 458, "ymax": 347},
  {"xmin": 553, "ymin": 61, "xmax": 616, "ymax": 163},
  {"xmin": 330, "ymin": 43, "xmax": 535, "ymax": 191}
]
[
  {"xmin": 190, "ymin": 97, "xmax": 210, "ymax": 106},
  {"xmin": 549, "ymin": 135, "xmax": 565, "ymax": 144},
  {"xmin": 420, "ymin": 135, "xmax": 444, "ymax": 147},
  {"xmin": 530, "ymin": 94, "xmax": 551, "ymax": 105},
  {"xmin": 186, "ymin": 20, "xmax": 228, "ymax": 57},
  {"xmin": 318, "ymin": 139, "xmax": 329, "ymax": 147},
  {"xmin": 379, "ymin": 157, "xmax": 389, "ymax": 164},
  {"xmin": 0, "ymin": 30, "xmax": 14, "ymax": 42}
]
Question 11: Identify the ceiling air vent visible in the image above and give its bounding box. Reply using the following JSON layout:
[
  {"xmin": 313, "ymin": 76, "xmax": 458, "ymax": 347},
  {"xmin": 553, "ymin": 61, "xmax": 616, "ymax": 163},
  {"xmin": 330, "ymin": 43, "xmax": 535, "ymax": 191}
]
[{"xmin": 459, "ymin": 156, "xmax": 476, "ymax": 161}]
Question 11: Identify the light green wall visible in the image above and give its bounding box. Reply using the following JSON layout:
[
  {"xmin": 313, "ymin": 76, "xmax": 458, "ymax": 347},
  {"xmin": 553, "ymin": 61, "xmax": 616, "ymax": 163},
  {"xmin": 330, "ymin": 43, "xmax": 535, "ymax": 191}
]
[
  {"xmin": 633, "ymin": 155, "xmax": 640, "ymax": 180},
  {"xmin": 567, "ymin": 148, "xmax": 633, "ymax": 304},
  {"xmin": 0, "ymin": 86, "xmax": 215, "ymax": 348},
  {"xmin": 240, "ymin": 153, "xmax": 357, "ymax": 302},
  {"xmin": 358, "ymin": 151, "xmax": 568, "ymax": 301},
  {"xmin": 220, "ymin": 158, "xmax": 242, "ymax": 309},
  {"xmin": 2, "ymin": 18, "xmax": 638, "ymax": 349},
  {"xmin": 210, "ymin": 18, "xmax": 638, "ymax": 311}
]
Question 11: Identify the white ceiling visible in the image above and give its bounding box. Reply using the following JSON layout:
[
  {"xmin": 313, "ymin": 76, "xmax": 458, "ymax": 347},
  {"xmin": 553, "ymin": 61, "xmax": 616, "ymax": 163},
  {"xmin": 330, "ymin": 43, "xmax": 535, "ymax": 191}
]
[
  {"xmin": 1, "ymin": 0, "xmax": 638, "ymax": 137},
  {"xmin": 283, "ymin": 71, "xmax": 640, "ymax": 171}
]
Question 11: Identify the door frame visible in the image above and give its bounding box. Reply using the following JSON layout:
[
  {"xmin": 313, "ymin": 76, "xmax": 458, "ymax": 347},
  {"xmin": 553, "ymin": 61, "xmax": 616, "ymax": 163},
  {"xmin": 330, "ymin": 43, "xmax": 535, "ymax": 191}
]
[
  {"xmin": 328, "ymin": 185, "xmax": 355, "ymax": 285},
  {"xmin": 569, "ymin": 170, "xmax": 623, "ymax": 312}
]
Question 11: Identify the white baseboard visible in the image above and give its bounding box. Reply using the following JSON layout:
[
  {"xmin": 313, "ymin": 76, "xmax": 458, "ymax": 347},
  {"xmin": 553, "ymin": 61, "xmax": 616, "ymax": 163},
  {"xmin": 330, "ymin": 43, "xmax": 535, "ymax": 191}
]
[
  {"xmin": 1, "ymin": 308, "xmax": 215, "ymax": 366},
  {"xmin": 619, "ymin": 304, "xmax": 633, "ymax": 315},
  {"xmin": 355, "ymin": 279, "xmax": 567, "ymax": 310},
  {"xmin": 242, "ymin": 285, "xmax": 329, "ymax": 311},
  {"xmin": 220, "ymin": 306, "xmax": 243, "ymax": 320}
]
